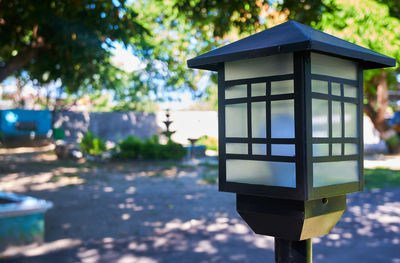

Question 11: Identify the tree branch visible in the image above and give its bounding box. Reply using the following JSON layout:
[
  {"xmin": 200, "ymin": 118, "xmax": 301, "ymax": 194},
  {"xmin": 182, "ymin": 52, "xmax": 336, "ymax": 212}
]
[
  {"xmin": 364, "ymin": 70, "xmax": 400, "ymax": 153},
  {"xmin": 0, "ymin": 47, "xmax": 41, "ymax": 83}
]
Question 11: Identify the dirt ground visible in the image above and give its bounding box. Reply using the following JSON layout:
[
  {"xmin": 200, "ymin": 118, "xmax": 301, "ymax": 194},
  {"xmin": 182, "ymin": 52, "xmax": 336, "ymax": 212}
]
[{"xmin": 0, "ymin": 148, "xmax": 400, "ymax": 263}]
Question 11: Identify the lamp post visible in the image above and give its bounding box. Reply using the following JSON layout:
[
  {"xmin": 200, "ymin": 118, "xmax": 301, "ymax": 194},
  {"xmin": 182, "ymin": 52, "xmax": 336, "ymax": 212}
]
[{"xmin": 187, "ymin": 21, "xmax": 395, "ymax": 262}]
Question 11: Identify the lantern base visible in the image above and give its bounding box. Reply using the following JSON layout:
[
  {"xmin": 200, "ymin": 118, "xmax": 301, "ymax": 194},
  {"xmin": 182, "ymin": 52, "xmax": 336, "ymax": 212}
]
[{"xmin": 236, "ymin": 194, "xmax": 346, "ymax": 241}]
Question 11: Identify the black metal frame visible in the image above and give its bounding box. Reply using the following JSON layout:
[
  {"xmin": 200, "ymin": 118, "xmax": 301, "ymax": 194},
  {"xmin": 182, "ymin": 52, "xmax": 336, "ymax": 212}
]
[
  {"xmin": 307, "ymin": 54, "xmax": 364, "ymax": 199},
  {"xmin": 218, "ymin": 51, "xmax": 364, "ymax": 201}
]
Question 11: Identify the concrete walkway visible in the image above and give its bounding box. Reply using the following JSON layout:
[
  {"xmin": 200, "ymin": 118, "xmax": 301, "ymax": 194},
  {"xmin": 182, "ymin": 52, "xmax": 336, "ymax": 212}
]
[
  {"xmin": 365, "ymin": 154, "xmax": 400, "ymax": 170},
  {"xmin": 0, "ymin": 151, "xmax": 399, "ymax": 262}
]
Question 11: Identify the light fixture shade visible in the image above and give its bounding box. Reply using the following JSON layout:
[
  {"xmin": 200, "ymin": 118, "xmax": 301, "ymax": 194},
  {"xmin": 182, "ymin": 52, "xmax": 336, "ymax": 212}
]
[
  {"xmin": 223, "ymin": 53, "xmax": 297, "ymax": 190},
  {"xmin": 188, "ymin": 21, "xmax": 395, "ymax": 201},
  {"xmin": 217, "ymin": 51, "xmax": 364, "ymax": 200}
]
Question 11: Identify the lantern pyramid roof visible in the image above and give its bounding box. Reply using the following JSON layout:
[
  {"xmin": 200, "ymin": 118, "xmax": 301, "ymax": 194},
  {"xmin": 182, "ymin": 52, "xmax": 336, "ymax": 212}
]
[{"xmin": 188, "ymin": 20, "xmax": 395, "ymax": 71}]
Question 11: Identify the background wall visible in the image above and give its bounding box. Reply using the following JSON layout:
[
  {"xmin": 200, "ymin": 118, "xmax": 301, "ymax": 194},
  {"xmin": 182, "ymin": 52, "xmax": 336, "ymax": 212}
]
[{"xmin": 53, "ymin": 111, "xmax": 159, "ymax": 143}]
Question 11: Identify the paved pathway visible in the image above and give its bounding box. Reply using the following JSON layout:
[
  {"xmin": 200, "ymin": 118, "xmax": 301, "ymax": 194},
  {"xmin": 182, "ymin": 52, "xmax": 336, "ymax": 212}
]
[{"xmin": 0, "ymin": 151, "xmax": 399, "ymax": 262}]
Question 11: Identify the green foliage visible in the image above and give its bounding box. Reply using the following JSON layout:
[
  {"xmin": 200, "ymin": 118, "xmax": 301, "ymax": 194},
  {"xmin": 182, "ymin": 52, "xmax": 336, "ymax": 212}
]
[
  {"xmin": 303, "ymin": 0, "xmax": 400, "ymax": 91},
  {"xmin": 365, "ymin": 168, "xmax": 400, "ymax": 190},
  {"xmin": 114, "ymin": 135, "xmax": 187, "ymax": 160},
  {"xmin": 117, "ymin": 135, "xmax": 143, "ymax": 159},
  {"xmin": 278, "ymin": 0, "xmax": 327, "ymax": 25},
  {"xmin": 141, "ymin": 135, "xmax": 163, "ymax": 160},
  {"xmin": 0, "ymin": 0, "xmax": 149, "ymax": 91},
  {"xmin": 3, "ymin": 0, "xmax": 398, "ymax": 108},
  {"xmin": 174, "ymin": 0, "xmax": 269, "ymax": 38},
  {"xmin": 79, "ymin": 131, "xmax": 106, "ymax": 156},
  {"xmin": 163, "ymin": 140, "xmax": 187, "ymax": 160},
  {"xmin": 112, "ymin": 98, "xmax": 159, "ymax": 113},
  {"xmin": 316, "ymin": 0, "xmax": 400, "ymax": 61},
  {"xmin": 197, "ymin": 135, "xmax": 218, "ymax": 152}
]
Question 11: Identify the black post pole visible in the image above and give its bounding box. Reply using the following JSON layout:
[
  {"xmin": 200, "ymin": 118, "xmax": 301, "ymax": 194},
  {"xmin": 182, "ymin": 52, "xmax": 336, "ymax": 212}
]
[{"xmin": 275, "ymin": 238, "xmax": 312, "ymax": 263}]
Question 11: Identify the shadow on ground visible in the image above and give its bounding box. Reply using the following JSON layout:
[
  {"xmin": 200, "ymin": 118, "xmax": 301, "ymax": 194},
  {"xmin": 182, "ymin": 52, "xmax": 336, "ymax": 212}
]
[{"xmin": 0, "ymin": 150, "xmax": 399, "ymax": 263}]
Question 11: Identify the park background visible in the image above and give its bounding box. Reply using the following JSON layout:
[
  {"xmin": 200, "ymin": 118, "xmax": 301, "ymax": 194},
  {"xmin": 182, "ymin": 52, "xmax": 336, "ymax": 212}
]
[{"xmin": 1, "ymin": 0, "xmax": 400, "ymax": 262}]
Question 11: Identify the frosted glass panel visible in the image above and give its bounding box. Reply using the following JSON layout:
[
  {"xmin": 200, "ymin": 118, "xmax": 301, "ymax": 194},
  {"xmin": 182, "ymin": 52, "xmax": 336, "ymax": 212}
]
[
  {"xmin": 343, "ymin": 84, "xmax": 357, "ymax": 98},
  {"xmin": 332, "ymin": 101, "xmax": 342, "ymax": 138},
  {"xmin": 312, "ymin": 99, "xmax": 329, "ymax": 138},
  {"xmin": 253, "ymin": 144, "xmax": 267, "ymax": 155},
  {"xmin": 344, "ymin": 103, "xmax": 358, "ymax": 137},
  {"xmin": 226, "ymin": 159, "xmax": 296, "ymax": 187},
  {"xmin": 313, "ymin": 144, "xmax": 329, "ymax": 157},
  {"xmin": 311, "ymin": 80, "xmax": 328, "ymax": 94},
  {"xmin": 271, "ymin": 144, "xmax": 295, "ymax": 156},
  {"xmin": 252, "ymin": 83, "xmax": 266, "ymax": 97},
  {"xmin": 313, "ymin": 160, "xmax": 359, "ymax": 187},
  {"xmin": 252, "ymin": 102, "xmax": 267, "ymax": 138},
  {"xmin": 226, "ymin": 143, "xmax": 248, "ymax": 154},
  {"xmin": 311, "ymin": 53, "xmax": 357, "ymax": 80},
  {"xmin": 225, "ymin": 84, "xmax": 247, "ymax": 99},
  {"xmin": 332, "ymin": 143, "xmax": 341, "ymax": 156},
  {"xmin": 226, "ymin": 103, "xmax": 247, "ymax": 137},
  {"xmin": 271, "ymin": 100, "xmax": 295, "ymax": 138},
  {"xmin": 225, "ymin": 53, "xmax": 293, "ymax": 81},
  {"xmin": 332, "ymin": 83, "xmax": 341, "ymax": 96},
  {"xmin": 271, "ymin": 80, "xmax": 294, "ymax": 95},
  {"xmin": 344, "ymin": 143, "xmax": 358, "ymax": 155}
]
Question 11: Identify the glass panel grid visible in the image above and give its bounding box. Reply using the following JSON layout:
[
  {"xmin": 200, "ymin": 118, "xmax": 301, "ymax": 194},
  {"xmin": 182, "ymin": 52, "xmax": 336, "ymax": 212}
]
[
  {"xmin": 312, "ymin": 99, "xmax": 329, "ymax": 138},
  {"xmin": 225, "ymin": 53, "xmax": 293, "ymax": 81},
  {"xmin": 332, "ymin": 143, "xmax": 342, "ymax": 156},
  {"xmin": 311, "ymin": 52, "xmax": 357, "ymax": 80},
  {"xmin": 224, "ymin": 76, "xmax": 296, "ymax": 162},
  {"xmin": 225, "ymin": 103, "xmax": 248, "ymax": 137},
  {"xmin": 225, "ymin": 84, "xmax": 247, "ymax": 99},
  {"xmin": 313, "ymin": 144, "xmax": 329, "ymax": 157},
  {"xmin": 271, "ymin": 80, "xmax": 294, "ymax": 95},
  {"xmin": 252, "ymin": 102, "xmax": 267, "ymax": 138},
  {"xmin": 311, "ymin": 78, "xmax": 359, "ymax": 141},
  {"xmin": 226, "ymin": 143, "xmax": 248, "ymax": 155},
  {"xmin": 310, "ymin": 73, "xmax": 361, "ymax": 186},
  {"xmin": 344, "ymin": 103, "xmax": 358, "ymax": 137},
  {"xmin": 253, "ymin": 144, "xmax": 267, "ymax": 155},
  {"xmin": 271, "ymin": 100, "xmax": 295, "ymax": 138},
  {"xmin": 271, "ymin": 144, "xmax": 295, "ymax": 156},
  {"xmin": 343, "ymin": 84, "xmax": 357, "ymax": 98},
  {"xmin": 312, "ymin": 79, "xmax": 329, "ymax": 94},
  {"xmin": 332, "ymin": 82, "xmax": 341, "ymax": 96},
  {"xmin": 226, "ymin": 159, "xmax": 296, "ymax": 187},
  {"xmin": 313, "ymin": 160, "xmax": 359, "ymax": 187},
  {"xmin": 252, "ymin": 83, "xmax": 267, "ymax": 97},
  {"xmin": 332, "ymin": 101, "xmax": 342, "ymax": 137}
]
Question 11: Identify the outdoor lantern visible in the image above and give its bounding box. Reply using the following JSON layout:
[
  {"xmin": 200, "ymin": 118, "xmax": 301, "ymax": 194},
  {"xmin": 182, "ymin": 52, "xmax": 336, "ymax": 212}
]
[{"xmin": 188, "ymin": 20, "xmax": 395, "ymax": 253}]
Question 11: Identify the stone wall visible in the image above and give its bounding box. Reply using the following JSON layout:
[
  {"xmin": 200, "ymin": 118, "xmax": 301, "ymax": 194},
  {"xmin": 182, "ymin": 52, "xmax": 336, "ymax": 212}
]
[
  {"xmin": 53, "ymin": 111, "xmax": 159, "ymax": 143},
  {"xmin": 54, "ymin": 110, "xmax": 219, "ymax": 145}
]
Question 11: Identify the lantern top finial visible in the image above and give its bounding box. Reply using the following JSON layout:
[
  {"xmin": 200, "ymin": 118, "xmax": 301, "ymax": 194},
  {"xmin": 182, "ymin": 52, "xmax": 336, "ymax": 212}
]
[{"xmin": 187, "ymin": 20, "xmax": 395, "ymax": 71}]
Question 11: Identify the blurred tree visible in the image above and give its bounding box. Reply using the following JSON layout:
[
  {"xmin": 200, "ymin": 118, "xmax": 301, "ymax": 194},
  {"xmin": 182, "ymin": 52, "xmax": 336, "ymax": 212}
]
[
  {"xmin": 0, "ymin": 0, "xmax": 149, "ymax": 92},
  {"xmin": 177, "ymin": 0, "xmax": 400, "ymax": 152},
  {"xmin": 2, "ymin": 0, "xmax": 399, "ymax": 153},
  {"xmin": 310, "ymin": 0, "xmax": 400, "ymax": 153}
]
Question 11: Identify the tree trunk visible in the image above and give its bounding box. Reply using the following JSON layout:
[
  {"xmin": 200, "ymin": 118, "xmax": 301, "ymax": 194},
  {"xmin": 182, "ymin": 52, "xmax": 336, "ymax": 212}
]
[
  {"xmin": 364, "ymin": 70, "xmax": 400, "ymax": 154},
  {"xmin": 0, "ymin": 47, "xmax": 40, "ymax": 83}
]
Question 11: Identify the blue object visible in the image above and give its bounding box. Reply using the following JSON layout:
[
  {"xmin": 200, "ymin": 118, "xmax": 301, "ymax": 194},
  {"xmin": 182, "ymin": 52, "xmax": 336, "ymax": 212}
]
[
  {"xmin": 390, "ymin": 111, "xmax": 400, "ymax": 126},
  {"xmin": 0, "ymin": 192, "xmax": 52, "ymax": 250},
  {"xmin": 0, "ymin": 109, "xmax": 52, "ymax": 137},
  {"xmin": 188, "ymin": 20, "xmax": 396, "ymax": 71}
]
